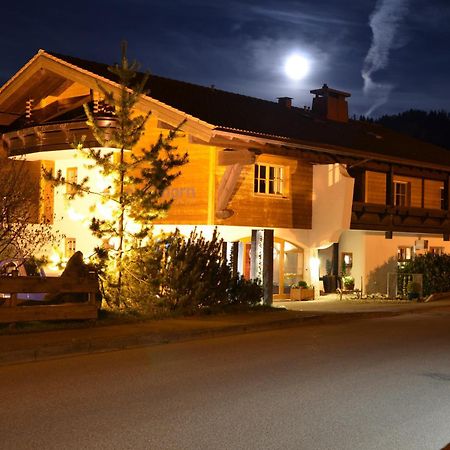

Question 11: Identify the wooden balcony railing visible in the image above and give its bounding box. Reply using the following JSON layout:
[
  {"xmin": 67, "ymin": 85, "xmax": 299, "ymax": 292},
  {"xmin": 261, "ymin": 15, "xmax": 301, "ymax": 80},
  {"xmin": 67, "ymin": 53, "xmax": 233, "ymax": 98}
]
[
  {"xmin": 351, "ymin": 201, "xmax": 450, "ymax": 234},
  {"xmin": 2, "ymin": 118, "xmax": 118, "ymax": 156}
]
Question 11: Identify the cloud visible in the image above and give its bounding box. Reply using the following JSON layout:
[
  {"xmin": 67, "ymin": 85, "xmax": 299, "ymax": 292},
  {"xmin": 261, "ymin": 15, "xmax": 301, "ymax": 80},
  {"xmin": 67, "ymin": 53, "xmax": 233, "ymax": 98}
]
[
  {"xmin": 362, "ymin": 0, "xmax": 410, "ymax": 116},
  {"xmin": 249, "ymin": 5, "xmax": 360, "ymax": 28}
]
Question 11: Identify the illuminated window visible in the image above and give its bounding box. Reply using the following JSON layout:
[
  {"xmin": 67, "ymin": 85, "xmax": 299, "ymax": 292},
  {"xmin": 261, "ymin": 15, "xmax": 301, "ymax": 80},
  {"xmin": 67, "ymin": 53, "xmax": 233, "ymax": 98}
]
[
  {"xmin": 65, "ymin": 238, "xmax": 76, "ymax": 258},
  {"xmin": 397, "ymin": 246, "xmax": 413, "ymax": 262},
  {"xmin": 66, "ymin": 167, "xmax": 78, "ymax": 195},
  {"xmin": 342, "ymin": 252, "xmax": 353, "ymax": 268},
  {"xmin": 429, "ymin": 247, "xmax": 444, "ymax": 255},
  {"xmin": 254, "ymin": 164, "xmax": 285, "ymax": 195},
  {"xmin": 394, "ymin": 181, "xmax": 409, "ymax": 207}
]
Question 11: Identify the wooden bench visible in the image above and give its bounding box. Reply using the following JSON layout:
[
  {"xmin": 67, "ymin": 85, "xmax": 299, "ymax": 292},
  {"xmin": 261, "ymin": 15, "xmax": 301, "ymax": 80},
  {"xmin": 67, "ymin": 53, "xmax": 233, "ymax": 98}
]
[
  {"xmin": 336, "ymin": 288, "xmax": 361, "ymax": 301},
  {"xmin": 0, "ymin": 275, "xmax": 100, "ymax": 324}
]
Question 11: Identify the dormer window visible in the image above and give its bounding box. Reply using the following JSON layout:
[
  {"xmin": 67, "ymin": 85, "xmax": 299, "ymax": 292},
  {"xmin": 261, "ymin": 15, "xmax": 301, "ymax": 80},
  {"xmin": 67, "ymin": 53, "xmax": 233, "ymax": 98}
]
[{"xmin": 254, "ymin": 164, "xmax": 284, "ymax": 196}]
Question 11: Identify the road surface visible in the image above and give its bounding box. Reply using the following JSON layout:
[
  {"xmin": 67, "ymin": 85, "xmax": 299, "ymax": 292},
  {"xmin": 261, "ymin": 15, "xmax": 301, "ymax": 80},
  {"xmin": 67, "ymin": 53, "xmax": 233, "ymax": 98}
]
[{"xmin": 1, "ymin": 310, "xmax": 449, "ymax": 449}]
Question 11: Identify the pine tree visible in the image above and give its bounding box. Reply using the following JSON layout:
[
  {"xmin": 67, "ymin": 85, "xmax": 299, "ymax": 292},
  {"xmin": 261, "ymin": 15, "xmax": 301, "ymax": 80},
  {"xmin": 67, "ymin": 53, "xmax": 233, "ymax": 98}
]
[{"xmin": 47, "ymin": 43, "xmax": 188, "ymax": 307}]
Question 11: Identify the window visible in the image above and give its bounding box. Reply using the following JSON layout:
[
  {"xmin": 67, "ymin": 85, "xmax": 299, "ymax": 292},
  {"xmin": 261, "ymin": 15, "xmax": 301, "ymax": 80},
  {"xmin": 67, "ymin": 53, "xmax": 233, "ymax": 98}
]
[
  {"xmin": 66, "ymin": 167, "xmax": 78, "ymax": 195},
  {"xmin": 397, "ymin": 246, "xmax": 413, "ymax": 262},
  {"xmin": 254, "ymin": 164, "xmax": 284, "ymax": 195},
  {"xmin": 429, "ymin": 247, "xmax": 444, "ymax": 255},
  {"xmin": 394, "ymin": 181, "xmax": 409, "ymax": 207},
  {"xmin": 65, "ymin": 238, "xmax": 76, "ymax": 259}
]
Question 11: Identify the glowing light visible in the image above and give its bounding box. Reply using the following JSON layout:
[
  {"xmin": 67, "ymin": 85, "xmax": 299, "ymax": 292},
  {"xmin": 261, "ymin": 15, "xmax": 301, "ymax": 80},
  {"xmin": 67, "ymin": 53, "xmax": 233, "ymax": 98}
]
[
  {"xmin": 94, "ymin": 176, "xmax": 113, "ymax": 193},
  {"xmin": 96, "ymin": 202, "xmax": 115, "ymax": 221},
  {"xmin": 108, "ymin": 237, "xmax": 120, "ymax": 250},
  {"xmin": 284, "ymin": 54, "xmax": 310, "ymax": 80},
  {"xmin": 309, "ymin": 256, "xmax": 320, "ymax": 283},
  {"xmin": 67, "ymin": 207, "xmax": 84, "ymax": 222},
  {"xmin": 48, "ymin": 252, "xmax": 65, "ymax": 273}
]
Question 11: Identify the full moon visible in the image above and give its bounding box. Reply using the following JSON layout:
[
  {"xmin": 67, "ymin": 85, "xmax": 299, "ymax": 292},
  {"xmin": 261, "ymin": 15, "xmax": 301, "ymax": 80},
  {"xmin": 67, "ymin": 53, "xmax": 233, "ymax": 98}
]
[{"xmin": 284, "ymin": 54, "xmax": 310, "ymax": 80}]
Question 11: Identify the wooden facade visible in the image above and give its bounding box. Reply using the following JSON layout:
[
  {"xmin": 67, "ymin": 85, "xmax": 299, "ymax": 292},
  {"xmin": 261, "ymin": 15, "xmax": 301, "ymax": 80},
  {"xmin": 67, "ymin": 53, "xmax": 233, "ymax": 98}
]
[
  {"xmin": 351, "ymin": 165, "xmax": 450, "ymax": 236},
  {"xmin": 1, "ymin": 49, "xmax": 450, "ymax": 279},
  {"xmin": 215, "ymin": 154, "xmax": 312, "ymax": 229}
]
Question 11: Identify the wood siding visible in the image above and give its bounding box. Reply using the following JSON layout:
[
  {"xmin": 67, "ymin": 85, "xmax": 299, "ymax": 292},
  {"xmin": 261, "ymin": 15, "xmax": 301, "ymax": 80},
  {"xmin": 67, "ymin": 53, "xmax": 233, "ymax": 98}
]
[
  {"xmin": 365, "ymin": 171, "xmax": 386, "ymax": 204},
  {"xmin": 139, "ymin": 118, "xmax": 211, "ymax": 225},
  {"xmin": 424, "ymin": 179, "xmax": 443, "ymax": 210},
  {"xmin": 393, "ymin": 175, "xmax": 422, "ymax": 207},
  {"xmin": 216, "ymin": 154, "xmax": 312, "ymax": 229}
]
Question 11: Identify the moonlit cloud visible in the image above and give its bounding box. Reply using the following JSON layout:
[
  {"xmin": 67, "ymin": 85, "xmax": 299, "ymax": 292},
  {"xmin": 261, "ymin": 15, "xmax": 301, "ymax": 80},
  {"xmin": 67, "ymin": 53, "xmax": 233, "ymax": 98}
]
[
  {"xmin": 362, "ymin": 0, "xmax": 410, "ymax": 116},
  {"xmin": 249, "ymin": 5, "xmax": 361, "ymax": 27},
  {"xmin": 1, "ymin": 0, "xmax": 449, "ymax": 117}
]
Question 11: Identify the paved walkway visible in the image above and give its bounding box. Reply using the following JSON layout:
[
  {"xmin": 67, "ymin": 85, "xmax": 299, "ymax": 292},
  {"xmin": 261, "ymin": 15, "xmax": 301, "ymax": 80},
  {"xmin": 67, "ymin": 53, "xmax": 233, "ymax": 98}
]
[{"xmin": 1, "ymin": 295, "xmax": 450, "ymax": 366}]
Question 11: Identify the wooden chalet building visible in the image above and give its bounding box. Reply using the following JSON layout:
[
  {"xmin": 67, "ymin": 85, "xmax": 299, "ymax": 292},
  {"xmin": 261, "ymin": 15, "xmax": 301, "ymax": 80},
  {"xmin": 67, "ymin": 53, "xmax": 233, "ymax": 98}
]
[{"xmin": 1, "ymin": 50, "xmax": 450, "ymax": 300}]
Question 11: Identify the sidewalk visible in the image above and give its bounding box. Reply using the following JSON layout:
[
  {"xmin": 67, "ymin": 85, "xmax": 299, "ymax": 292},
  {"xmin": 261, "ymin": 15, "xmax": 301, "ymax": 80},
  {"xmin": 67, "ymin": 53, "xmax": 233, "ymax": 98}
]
[{"xmin": 1, "ymin": 296, "xmax": 450, "ymax": 367}]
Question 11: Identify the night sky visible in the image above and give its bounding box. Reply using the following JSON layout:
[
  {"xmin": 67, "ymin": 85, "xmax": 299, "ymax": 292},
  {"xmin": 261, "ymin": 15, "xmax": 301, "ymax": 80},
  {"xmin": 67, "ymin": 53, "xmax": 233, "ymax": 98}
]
[{"xmin": 2, "ymin": 0, "xmax": 450, "ymax": 117}]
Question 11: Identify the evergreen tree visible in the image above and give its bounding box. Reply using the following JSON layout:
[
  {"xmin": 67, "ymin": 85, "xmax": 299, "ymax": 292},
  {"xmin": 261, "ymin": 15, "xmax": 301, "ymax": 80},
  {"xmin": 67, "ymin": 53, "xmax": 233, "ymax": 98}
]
[{"xmin": 47, "ymin": 43, "xmax": 188, "ymax": 307}]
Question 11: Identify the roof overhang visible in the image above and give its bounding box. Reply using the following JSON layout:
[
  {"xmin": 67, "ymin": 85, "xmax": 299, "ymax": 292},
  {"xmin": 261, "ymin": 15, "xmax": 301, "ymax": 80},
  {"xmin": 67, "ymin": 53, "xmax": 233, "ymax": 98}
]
[{"xmin": 0, "ymin": 50, "xmax": 215, "ymax": 142}]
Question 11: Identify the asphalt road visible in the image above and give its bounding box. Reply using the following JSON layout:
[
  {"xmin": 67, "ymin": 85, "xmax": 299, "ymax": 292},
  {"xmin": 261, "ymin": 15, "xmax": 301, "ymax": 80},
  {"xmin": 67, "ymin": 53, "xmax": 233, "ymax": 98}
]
[{"xmin": 1, "ymin": 311, "xmax": 449, "ymax": 450}]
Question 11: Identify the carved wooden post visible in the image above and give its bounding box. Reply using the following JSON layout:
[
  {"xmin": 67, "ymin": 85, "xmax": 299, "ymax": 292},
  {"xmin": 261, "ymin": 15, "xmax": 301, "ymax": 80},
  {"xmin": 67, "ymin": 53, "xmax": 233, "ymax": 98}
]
[
  {"xmin": 250, "ymin": 229, "xmax": 274, "ymax": 304},
  {"xmin": 263, "ymin": 229, "xmax": 274, "ymax": 305},
  {"xmin": 230, "ymin": 242, "xmax": 239, "ymax": 279},
  {"xmin": 250, "ymin": 229, "xmax": 258, "ymax": 280}
]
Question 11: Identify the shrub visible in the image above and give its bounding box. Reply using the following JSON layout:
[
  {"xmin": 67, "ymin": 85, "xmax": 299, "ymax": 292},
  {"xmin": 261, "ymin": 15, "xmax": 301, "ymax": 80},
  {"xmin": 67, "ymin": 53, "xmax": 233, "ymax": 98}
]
[
  {"xmin": 228, "ymin": 276, "xmax": 263, "ymax": 306},
  {"xmin": 401, "ymin": 253, "xmax": 450, "ymax": 296},
  {"xmin": 291, "ymin": 280, "xmax": 309, "ymax": 289},
  {"xmin": 342, "ymin": 275, "xmax": 355, "ymax": 289},
  {"xmin": 406, "ymin": 281, "xmax": 421, "ymax": 294},
  {"xmin": 114, "ymin": 228, "xmax": 267, "ymax": 314}
]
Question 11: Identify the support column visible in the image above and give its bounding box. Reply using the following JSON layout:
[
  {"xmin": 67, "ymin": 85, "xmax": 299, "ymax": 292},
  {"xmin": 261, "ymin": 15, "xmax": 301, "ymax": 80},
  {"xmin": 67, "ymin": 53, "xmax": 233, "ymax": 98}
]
[
  {"xmin": 230, "ymin": 242, "xmax": 239, "ymax": 279},
  {"xmin": 250, "ymin": 230, "xmax": 258, "ymax": 280},
  {"xmin": 263, "ymin": 229, "xmax": 274, "ymax": 305},
  {"xmin": 250, "ymin": 229, "xmax": 274, "ymax": 305}
]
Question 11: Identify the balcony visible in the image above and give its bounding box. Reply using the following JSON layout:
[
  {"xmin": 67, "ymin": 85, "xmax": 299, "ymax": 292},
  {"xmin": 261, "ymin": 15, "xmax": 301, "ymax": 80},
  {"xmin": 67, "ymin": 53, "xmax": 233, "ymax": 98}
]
[
  {"xmin": 2, "ymin": 117, "xmax": 118, "ymax": 157},
  {"xmin": 351, "ymin": 201, "xmax": 450, "ymax": 234}
]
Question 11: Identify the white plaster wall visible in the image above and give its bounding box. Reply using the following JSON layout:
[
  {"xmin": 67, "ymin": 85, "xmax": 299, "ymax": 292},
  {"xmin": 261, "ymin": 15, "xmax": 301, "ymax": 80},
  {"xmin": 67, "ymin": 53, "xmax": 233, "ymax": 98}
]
[
  {"xmin": 338, "ymin": 230, "xmax": 366, "ymax": 292},
  {"xmin": 340, "ymin": 230, "xmax": 450, "ymax": 294},
  {"xmin": 308, "ymin": 164, "xmax": 354, "ymax": 248}
]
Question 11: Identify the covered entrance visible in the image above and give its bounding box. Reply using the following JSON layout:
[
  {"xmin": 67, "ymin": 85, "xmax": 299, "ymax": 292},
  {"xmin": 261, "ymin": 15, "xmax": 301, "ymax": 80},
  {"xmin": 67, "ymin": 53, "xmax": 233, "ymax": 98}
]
[{"xmin": 238, "ymin": 236, "xmax": 304, "ymax": 300}]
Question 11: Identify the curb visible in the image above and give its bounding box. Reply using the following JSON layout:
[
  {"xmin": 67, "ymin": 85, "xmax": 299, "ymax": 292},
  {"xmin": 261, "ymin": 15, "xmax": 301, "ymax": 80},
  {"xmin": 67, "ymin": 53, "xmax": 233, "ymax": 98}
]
[{"xmin": 1, "ymin": 304, "xmax": 448, "ymax": 367}]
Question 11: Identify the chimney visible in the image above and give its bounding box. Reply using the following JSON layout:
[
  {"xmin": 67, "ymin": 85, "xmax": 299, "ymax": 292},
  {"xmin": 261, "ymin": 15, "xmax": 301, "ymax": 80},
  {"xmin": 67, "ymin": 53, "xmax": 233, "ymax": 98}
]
[
  {"xmin": 277, "ymin": 97, "xmax": 293, "ymax": 108},
  {"xmin": 310, "ymin": 84, "xmax": 350, "ymax": 122}
]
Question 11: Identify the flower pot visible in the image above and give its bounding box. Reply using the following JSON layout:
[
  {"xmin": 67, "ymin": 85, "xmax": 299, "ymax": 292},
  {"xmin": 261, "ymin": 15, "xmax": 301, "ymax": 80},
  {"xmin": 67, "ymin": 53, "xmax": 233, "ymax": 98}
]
[{"xmin": 290, "ymin": 287, "xmax": 314, "ymax": 301}]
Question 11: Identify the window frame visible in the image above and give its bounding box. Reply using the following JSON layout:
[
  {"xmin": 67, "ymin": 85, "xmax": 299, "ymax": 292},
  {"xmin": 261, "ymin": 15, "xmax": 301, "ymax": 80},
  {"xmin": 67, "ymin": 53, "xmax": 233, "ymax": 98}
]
[
  {"xmin": 397, "ymin": 246, "xmax": 413, "ymax": 262},
  {"xmin": 393, "ymin": 180, "xmax": 410, "ymax": 207},
  {"xmin": 253, "ymin": 163, "xmax": 286, "ymax": 197},
  {"xmin": 66, "ymin": 167, "xmax": 78, "ymax": 196},
  {"xmin": 65, "ymin": 237, "xmax": 76, "ymax": 259}
]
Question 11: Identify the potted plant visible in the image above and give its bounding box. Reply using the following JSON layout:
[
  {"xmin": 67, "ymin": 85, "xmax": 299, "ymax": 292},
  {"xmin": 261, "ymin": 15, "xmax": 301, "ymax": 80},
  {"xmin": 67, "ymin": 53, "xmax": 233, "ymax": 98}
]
[
  {"xmin": 342, "ymin": 275, "xmax": 355, "ymax": 290},
  {"xmin": 321, "ymin": 259, "xmax": 337, "ymax": 293},
  {"xmin": 290, "ymin": 281, "xmax": 315, "ymax": 301},
  {"xmin": 406, "ymin": 281, "xmax": 421, "ymax": 300}
]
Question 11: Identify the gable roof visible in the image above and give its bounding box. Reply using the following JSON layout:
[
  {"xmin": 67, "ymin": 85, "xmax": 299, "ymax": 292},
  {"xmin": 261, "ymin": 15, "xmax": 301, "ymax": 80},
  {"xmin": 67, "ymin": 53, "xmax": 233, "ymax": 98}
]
[
  {"xmin": 47, "ymin": 52, "xmax": 450, "ymax": 170},
  {"xmin": 2, "ymin": 50, "xmax": 450, "ymax": 170}
]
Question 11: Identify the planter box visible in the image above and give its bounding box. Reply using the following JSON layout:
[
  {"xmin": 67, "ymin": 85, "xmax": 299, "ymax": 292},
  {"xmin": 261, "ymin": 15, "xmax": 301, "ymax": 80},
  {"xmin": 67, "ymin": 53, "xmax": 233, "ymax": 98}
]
[{"xmin": 290, "ymin": 287, "xmax": 315, "ymax": 301}]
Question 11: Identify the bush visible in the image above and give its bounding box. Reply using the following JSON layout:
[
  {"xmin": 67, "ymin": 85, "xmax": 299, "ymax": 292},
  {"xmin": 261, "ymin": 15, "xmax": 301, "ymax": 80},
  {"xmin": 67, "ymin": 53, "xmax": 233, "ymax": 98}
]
[
  {"xmin": 406, "ymin": 281, "xmax": 421, "ymax": 294},
  {"xmin": 159, "ymin": 229, "xmax": 231, "ymax": 312},
  {"xmin": 110, "ymin": 228, "xmax": 267, "ymax": 314},
  {"xmin": 401, "ymin": 253, "xmax": 450, "ymax": 296},
  {"xmin": 291, "ymin": 280, "xmax": 308, "ymax": 289},
  {"xmin": 228, "ymin": 276, "xmax": 263, "ymax": 306}
]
